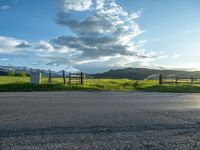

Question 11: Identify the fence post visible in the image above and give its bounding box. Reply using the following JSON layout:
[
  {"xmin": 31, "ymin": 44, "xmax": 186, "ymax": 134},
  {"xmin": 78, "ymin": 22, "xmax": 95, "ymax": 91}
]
[
  {"xmin": 80, "ymin": 72, "xmax": 83, "ymax": 84},
  {"xmin": 63, "ymin": 70, "xmax": 66, "ymax": 84},
  {"xmin": 191, "ymin": 76, "xmax": 194, "ymax": 84},
  {"xmin": 159, "ymin": 74, "xmax": 162, "ymax": 85},
  {"xmin": 175, "ymin": 76, "xmax": 178, "ymax": 85},
  {"xmin": 48, "ymin": 69, "xmax": 52, "ymax": 84},
  {"xmin": 69, "ymin": 73, "xmax": 71, "ymax": 84}
]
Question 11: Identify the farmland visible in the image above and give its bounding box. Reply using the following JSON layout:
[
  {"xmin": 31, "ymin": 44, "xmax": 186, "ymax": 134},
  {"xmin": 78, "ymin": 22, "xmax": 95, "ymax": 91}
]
[{"xmin": 1, "ymin": 76, "xmax": 200, "ymax": 92}]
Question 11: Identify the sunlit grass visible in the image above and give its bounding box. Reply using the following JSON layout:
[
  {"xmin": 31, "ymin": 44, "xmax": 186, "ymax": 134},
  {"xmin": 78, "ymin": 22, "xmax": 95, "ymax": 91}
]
[
  {"xmin": 1, "ymin": 76, "xmax": 200, "ymax": 92},
  {"xmin": 0, "ymin": 76, "xmax": 145, "ymax": 91}
]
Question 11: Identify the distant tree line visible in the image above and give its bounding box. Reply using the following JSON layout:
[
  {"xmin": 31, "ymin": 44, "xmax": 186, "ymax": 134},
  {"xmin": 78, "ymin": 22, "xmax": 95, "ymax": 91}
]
[{"xmin": 8, "ymin": 71, "xmax": 28, "ymax": 77}]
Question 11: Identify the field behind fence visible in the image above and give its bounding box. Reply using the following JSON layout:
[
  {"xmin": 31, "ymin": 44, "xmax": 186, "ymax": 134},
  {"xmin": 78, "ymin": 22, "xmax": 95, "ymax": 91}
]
[
  {"xmin": 3, "ymin": 72, "xmax": 200, "ymax": 92},
  {"xmin": 0, "ymin": 75, "xmax": 152, "ymax": 92}
]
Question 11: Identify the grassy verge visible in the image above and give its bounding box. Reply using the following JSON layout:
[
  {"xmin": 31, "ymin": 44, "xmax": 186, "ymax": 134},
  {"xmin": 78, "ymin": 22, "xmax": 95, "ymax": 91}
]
[
  {"xmin": 0, "ymin": 76, "xmax": 140, "ymax": 92},
  {"xmin": 1, "ymin": 76, "xmax": 200, "ymax": 93},
  {"xmin": 137, "ymin": 84, "xmax": 200, "ymax": 93},
  {"xmin": 0, "ymin": 83, "xmax": 100, "ymax": 92}
]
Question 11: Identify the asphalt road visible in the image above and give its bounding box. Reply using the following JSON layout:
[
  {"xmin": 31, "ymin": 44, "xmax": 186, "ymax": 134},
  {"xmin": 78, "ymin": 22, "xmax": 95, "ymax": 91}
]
[{"xmin": 1, "ymin": 92, "xmax": 200, "ymax": 149}]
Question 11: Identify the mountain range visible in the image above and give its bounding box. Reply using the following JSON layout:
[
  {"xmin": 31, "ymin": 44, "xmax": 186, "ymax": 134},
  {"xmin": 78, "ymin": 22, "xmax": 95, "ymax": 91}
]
[
  {"xmin": 0, "ymin": 65, "xmax": 60, "ymax": 77},
  {"xmin": 1, "ymin": 65, "xmax": 200, "ymax": 80},
  {"xmin": 94, "ymin": 67, "xmax": 200, "ymax": 80}
]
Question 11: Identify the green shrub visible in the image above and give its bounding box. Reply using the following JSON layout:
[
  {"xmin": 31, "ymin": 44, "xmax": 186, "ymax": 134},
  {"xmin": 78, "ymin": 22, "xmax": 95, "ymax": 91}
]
[
  {"xmin": 133, "ymin": 80, "xmax": 140, "ymax": 88},
  {"xmin": 8, "ymin": 71, "xmax": 15, "ymax": 76},
  {"xmin": 19, "ymin": 71, "xmax": 28, "ymax": 77}
]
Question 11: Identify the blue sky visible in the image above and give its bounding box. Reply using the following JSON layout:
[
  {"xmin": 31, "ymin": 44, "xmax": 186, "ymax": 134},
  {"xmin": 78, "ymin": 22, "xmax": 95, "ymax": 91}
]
[{"xmin": 0, "ymin": 0, "xmax": 200, "ymax": 73}]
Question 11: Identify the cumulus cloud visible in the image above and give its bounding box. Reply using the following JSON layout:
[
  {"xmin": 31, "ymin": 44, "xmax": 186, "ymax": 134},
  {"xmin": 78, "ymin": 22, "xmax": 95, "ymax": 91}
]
[
  {"xmin": 0, "ymin": 36, "xmax": 22, "ymax": 53},
  {"xmin": 53, "ymin": 0, "xmax": 148, "ymax": 72},
  {"xmin": 0, "ymin": 5, "xmax": 10, "ymax": 11},
  {"xmin": 0, "ymin": 0, "xmax": 166, "ymax": 73}
]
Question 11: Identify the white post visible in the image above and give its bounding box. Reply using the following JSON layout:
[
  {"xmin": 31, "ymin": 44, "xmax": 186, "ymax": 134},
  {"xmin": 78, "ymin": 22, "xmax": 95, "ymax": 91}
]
[{"xmin": 30, "ymin": 71, "xmax": 41, "ymax": 85}]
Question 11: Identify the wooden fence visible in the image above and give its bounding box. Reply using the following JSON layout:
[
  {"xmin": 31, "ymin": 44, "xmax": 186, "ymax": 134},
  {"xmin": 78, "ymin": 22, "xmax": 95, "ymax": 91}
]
[
  {"xmin": 159, "ymin": 74, "xmax": 200, "ymax": 85},
  {"xmin": 46, "ymin": 70, "xmax": 94, "ymax": 85},
  {"xmin": 68, "ymin": 72, "xmax": 84, "ymax": 84}
]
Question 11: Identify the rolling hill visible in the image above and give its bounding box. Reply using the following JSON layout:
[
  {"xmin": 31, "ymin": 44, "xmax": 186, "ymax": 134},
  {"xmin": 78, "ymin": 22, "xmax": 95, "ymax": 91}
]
[{"xmin": 94, "ymin": 67, "xmax": 200, "ymax": 80}]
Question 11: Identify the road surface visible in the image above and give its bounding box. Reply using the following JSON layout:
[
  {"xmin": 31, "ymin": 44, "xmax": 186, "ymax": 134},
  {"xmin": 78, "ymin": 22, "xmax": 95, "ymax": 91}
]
[{"xmin": 1, "ymin": 92, "xmax": 200, "ymax": 149}]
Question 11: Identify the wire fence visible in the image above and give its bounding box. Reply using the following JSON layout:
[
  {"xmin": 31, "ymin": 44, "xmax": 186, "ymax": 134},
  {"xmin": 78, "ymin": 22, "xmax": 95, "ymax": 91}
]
[{"xmin": 159, "ymin": 74, "xmax": 200, "ymax": 85}]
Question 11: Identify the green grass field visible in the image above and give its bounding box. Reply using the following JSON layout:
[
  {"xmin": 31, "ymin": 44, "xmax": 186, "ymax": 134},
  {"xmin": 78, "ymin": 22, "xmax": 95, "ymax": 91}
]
[{"xmin": 1, "ymin": 76, "xmax": 200, "ymax": 92}]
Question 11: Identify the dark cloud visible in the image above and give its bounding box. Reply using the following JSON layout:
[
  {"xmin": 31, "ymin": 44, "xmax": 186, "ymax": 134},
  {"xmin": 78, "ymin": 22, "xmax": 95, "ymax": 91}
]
[
  {"xmin": 15, "ymin": 42, "xmax": 31, "ymax": 48},
  {"xmin": 50, "ymin": 35, "xmax": 135, "ymax": 61},
  {"xmin": 56, "ymin": 12, "xmax": 115, "ymax": 34}
]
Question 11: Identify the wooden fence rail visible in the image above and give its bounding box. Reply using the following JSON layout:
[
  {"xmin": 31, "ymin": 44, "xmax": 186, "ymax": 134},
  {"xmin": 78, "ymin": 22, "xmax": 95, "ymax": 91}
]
[{"xmin": 69, "ymin": 72, "xmax": 84, "ymax": 84}]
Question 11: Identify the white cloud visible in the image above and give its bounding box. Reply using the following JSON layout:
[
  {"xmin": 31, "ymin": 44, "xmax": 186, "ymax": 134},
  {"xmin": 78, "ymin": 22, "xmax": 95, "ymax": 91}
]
[
  {"xmin": 54, "ymin": 0, "xmax": 151, "ymax": 71},
  {"xmin": 0, "ymin": 58, "xmax": 8, "ymax": 61},
  {"xmin": 96, "ymin": 0, "xmax": 105, "ymax": 10},
  {"xmin": 61, "ymin": 0, "xmax": 93, "ymax": 12},
  {"xmin": 35, "ymin": 41, "xmax": 54, "ymax": 52},
  {"xmin": 172, "ymin": 54, "xmax": 181, "ymax": 59},
  {"xmin": 0, "ymin": 5, "xmax": 10, "ymax": 11},
  {"xmin": 0, "ymin": 36, "xmax": 22, "ymax": 53},
  {"xmin": 0, "ymin": 1, "xmax": 164, "ymax": 73}
]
